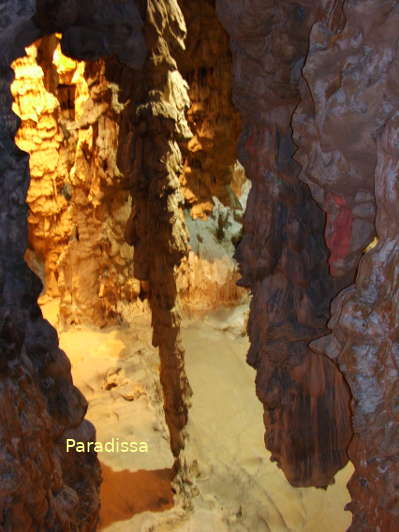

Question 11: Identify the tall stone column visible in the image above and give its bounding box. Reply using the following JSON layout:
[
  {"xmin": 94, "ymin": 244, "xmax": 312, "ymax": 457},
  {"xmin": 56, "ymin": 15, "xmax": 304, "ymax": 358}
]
[{"xmin": 110, "ymin": 0, "xmax": 193, "ymax": 460}]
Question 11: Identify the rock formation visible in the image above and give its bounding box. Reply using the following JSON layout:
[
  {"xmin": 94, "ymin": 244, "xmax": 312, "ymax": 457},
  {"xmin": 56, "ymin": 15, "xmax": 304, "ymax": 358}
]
[
  {"xmin": 294, "ymin": 1, "xmax": 399, "ymax": 529},
  {"xmin": 177, "ymin": 0, "xmax": 242, "ymax": 219},
  {"xmin": 0, "ymin": 0, "xmax": 146, "ymax": 529},
  {"xmin": 12, "ymin": 38, "xmax": 143, "ymax": 327},
  {"xmin": 105, "ymin": 0, "xmax": 247, "ymax": 461},
  {"xmin": 217, "ymin": 0, "xmax": 399, "ymax": 528},
  {"xmin": 216, "ymin": 0, "xmax": 353, "ymax": 488},
  {"xmin": 1, "ymin": 0, "xmax": 399, "ymax": 530},
  {"xmin": 11, "ymin": 29, "xmax": 244, "ymax": 329}
]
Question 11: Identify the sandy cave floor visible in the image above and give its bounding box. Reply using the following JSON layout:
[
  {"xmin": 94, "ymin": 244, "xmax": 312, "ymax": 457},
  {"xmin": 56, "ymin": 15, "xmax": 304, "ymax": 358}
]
[{"xmin": 42, "ymin": 301, "xmax": 353, "ymax": 532}]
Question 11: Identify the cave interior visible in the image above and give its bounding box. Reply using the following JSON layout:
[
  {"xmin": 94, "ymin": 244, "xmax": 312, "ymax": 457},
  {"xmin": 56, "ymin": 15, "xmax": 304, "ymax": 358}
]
[{"xmin": 1, "ymin": 0, "xmax": 398, "ymax": 531}]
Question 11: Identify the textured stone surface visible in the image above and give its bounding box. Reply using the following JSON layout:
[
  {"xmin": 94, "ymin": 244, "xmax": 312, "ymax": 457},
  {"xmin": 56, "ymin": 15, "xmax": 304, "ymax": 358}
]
[
  {"xmin": 12, "ymin": 38, "xmax": 144, "ymax": 327},
  {"xmin": 177, "ymin": 0, "xmax": 242, "ymax": 219},
  {"xmin": 0, "ymin": 0, "xmax": 146, "ymax": 529},
  {"xmin": 294, "ymin": 1, "xmax": 399, "ymax": 529},
  {"xmin": 2, "ymin": 0, "xmax": 399, "ymax": 529},
  {"xmin": 216, "ymin": 0, "xmax": 353, "ymax": 488},
  {"xmin": 216, "ymin": 0, "xmax": 399, "ymax": 527},
  {"xmin": 109, "ymin": 0, "xmax": 247, "ymax": 464}
]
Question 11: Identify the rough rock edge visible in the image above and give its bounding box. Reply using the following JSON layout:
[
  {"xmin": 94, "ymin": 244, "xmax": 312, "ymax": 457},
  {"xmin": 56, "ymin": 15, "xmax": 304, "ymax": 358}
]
[
  {"xmin": 295, "ymin": 1, "xmax": 399, "ymax": 529},
  {"xmin": 215, "ymin": 0, "xmax": 353, "ymax": 490},
  {"xmin": 0, "ymin": 0, "xmax": 146, "ymax": 528}
]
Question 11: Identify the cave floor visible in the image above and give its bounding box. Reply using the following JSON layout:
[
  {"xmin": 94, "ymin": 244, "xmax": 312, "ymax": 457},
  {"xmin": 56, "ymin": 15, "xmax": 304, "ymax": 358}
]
[{"xmin": 42, "ymin": 301, "xmax": 353, "ymax": 532}]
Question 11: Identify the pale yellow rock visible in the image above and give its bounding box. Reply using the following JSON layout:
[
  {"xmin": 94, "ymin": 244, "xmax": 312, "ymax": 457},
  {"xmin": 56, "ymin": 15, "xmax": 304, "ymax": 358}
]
[{"xmin": 11, "ymin": 38, "xmax": 141, "ymax": 325}]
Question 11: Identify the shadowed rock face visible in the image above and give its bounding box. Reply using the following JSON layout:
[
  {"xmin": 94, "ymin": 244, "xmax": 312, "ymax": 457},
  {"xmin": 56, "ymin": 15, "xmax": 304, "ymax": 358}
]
[
  {"xmin": 35, "ymin": 0, "xmax": 146, "ymax": 68},
  {"xmin": 0, "ymin": 0, "xmax": 145, "ymax": 529},
  {"xmin": 215, "ymin": 0, "xmax": 353, "ymax": 489},
  {"xmin": 218, "ymin": 0, "xmax": 399, "ymax": 528},
  {"xmin": 294, "ymin": 1, "xmax": 399, "ymax": 529}
]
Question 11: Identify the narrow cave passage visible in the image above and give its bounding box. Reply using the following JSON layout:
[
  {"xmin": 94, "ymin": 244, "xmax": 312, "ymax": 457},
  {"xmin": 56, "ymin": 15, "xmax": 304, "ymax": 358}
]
[
  {"xmin": 2, "ymin": 1, "xmax": 399, "ymax": 530},
  {"xmin": 10, "ymin": 28, "xmax": 353, "ymax": 532}
]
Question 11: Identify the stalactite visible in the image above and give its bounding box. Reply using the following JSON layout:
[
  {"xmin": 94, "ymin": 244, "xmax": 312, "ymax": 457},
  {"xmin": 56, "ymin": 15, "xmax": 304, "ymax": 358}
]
[{"xmin": 107, "ymin": 0, "xmax": 193, "ymax": 460}]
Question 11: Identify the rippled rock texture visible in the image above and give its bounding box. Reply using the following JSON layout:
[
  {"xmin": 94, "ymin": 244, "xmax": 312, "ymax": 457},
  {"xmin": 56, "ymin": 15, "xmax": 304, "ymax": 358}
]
[
  {"xmin": 0, "ymin": 0, "xmax": 146, "ymax": 529},
  {"xmin": 216, "ymin": 0, "xmax": 353, "ymax": 489},
  {"xmin": 2, "ymin": 0, "xmax": 399, "ymax": 530},
  {"xmin": 218, "ymin": 0, "xmax": 399, "ymax": 529},
  {"xmin": 294, "ymin": 1, "xmax": 399, "ymax": 529}
]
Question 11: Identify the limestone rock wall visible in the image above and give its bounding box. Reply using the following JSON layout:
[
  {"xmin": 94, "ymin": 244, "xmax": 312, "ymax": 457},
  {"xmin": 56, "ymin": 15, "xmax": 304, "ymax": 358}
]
[
  {"xmin": 177, "ymin": 0, "xmax": 242, "ymax": 219},
  {"xmin": 0, "ymin": 0, "xmax": 146, "ymax": 528},
  {"xmin": 216, "ymin": 0, "xmax": 353, "ymax": 489},
  {"xmin": 294, "ymin": 1, "xmax": 399, "ymax": 529},
  {"xmin": 12, "ymin": 37, "xmax": 143, "ymax": 328},
  {"xmin": 174, "ymin": 0, "xmax": 248, "ymax": 318}
]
